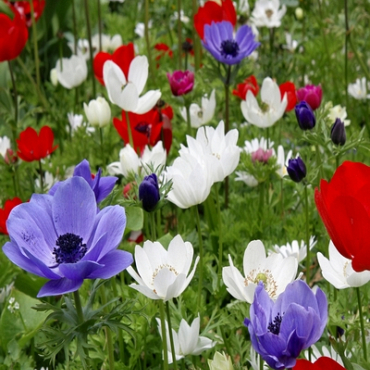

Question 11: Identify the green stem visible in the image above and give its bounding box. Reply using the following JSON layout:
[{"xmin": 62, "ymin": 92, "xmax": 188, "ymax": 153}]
[
  {"xmin": 97, "ymin": 0, "xmax": 103, "ymax": 52},
  {"xmin": 192, "ymin": 0, "xmax": 201, "ymax": 71},
  {"xmin": 150, "ymin": 212, "xmax": 157, "ymax": 240},
  {"xmin": 99, "ymin": 127, "xmax": 104, "ymax": 164},
  {"xmin": 304, "ymin": 184, "xmax": 310, "ymax": 285},
  {"xmin": 185, "ymin": 101, "xmax": 191, "ymax": 136},
  {"xmin": 100, "ymin": 286, "xmax": 115, "ymax": 370},
  {"xmin": 38, "ymin": 160, "xmax": 44, "ymax": 192},
  {"xmin": 71, "ymin": 0, "xmax": 78, "ymax": 54},
  {"xmin": 259, "ymin": 354, "xmax": 264, "ymax": 370},
  {"xmin": 29, "ymin": 0, "xmax": 41, "ymax": 91},
  {"xmin": 165, "ymin": 301, "xmax": 178, "ymax": 370},
  {"xmin": 356, "ymin": 288, "xmax": 368, "ymax": 361},
  {"xmin": 280, "ymin": 178, "xmax": 284, "ymax": 218},
  {"xmin": 73, "ymin": 290, "xmax": 84, "ymax": 325},
  {"xmin": 125, "ymin": 110, "xmax": 135, "ymax": 149},
  {"xmin": 83, "ymin": 0, "xmax": 96, "ymax": 97},
  {"xmin": 268, "ymin": 27, "xmax": 275, "ymax": 77},
  {"xmin": 144, "ymin": 0, "xmax": 155, "ymax": 83},
  {"xmin": 177, "ymin": 0, "xmax": 182, "ymax": 70},
  {"xmin": 224, "ymin": 66, "xmax": 231, "ymax": 208},
  {"xmin": 344, "ymin": 0, "xmax": 349, "ymax": 108},
  {"xmin": 215, "ymin": 184, "xmax": 223, "ymax": 289},
  {"xmin": 159, "ymin": 300, "xmax": 169, "ymax": 370},
  {"xmin": 7, "ymin": 61, "xmax": 18, "ymax": 147},
  {"xmin": 194, "ymin": 206, "xmax": 204, "ymax": 313}
]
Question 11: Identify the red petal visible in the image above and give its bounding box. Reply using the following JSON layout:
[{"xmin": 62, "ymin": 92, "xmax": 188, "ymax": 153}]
[
  {"xmin": 112, "ymin": 43, "xmax": 135, "ymax": 80},
  {"xmin": 93, "ymin": 51, "xmax": 111, "ymax": 86}
]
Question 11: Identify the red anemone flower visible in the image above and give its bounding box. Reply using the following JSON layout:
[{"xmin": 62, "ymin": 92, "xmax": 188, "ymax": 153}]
[
  {"xmin": 294, "ymin": 357, "xmax": 345, "ymax": 370},
  {"xmin": 6, "ymin": 0, "xmax": 45, "ymax": 27},
  {"xmin": 194, "ymin": 0, "xmax": 236, "ymax": 40},
  {"xmin": 114, "ymin": 104, "xmax": 173, "ymax": 154},
  {"xmin": 16, "ymin": 126, "xmax": 58, "ymax": 162},
  {"xmin": 0, "ymin": 6, "xmax": 28, "ymax": 62},
  {"xmin": 93, "ymin": 42, "xmax": 135, "ymax": 86},
  {"xmin": 315, "ymin": 161, "xmax": 370, "ymax": 272},
  {"xmin": 0, "ymin": 197, "xmax": 23, "ymax": 234},
  {"xmin": 279, "ymin": 81, "xmax": 297, "ymax": 112},
  {"xmin": 233, "ymin": 75, "xmax": 259, "ymax": 99}
]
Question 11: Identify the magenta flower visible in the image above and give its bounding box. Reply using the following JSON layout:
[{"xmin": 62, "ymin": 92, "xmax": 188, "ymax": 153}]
[
  {"xmin": 167, "ymin": 70, "xmax": 194, "ymax": 96},
  {"xmin": 296, "ymin": 84, "xmax": 322, "ymax": 110}
]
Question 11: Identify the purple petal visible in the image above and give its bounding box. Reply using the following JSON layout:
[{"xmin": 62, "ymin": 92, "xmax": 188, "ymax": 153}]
[
  {"xmin": 7, "ymin": 201, "xmax": 56, "ymax": 265},
  {"xmin": 37, "ymin": 278, "xmax": 83, "ymax": 297},
  {"xmin": 87, "ymin": 250, "xmax": 133, "ymax": 279},
  {"xmin": 315, "ymin": 287, "xmax": 328, "ymax": 329},
  {"xmin": 23, "ymin": 248, "xmax": 61, "ymax": 279},
  {"xmin": 93, "ymin": 175, "xmax": 118, "ymax": 204},
  {"xmin": 52, "ymin": 177, "xmax": 97, "ymax": 242},
  {"xmin": 83, "ymin": 233, "xmax": 108, "ymax": 261},
  {"xmin": 58, "ymin": 260, "xmax": 103, "ymax": 280},
  {"xmin": 73, "ymin": 159, "xmax": 94, "ymax": 186},
  {"xmin": 87, "ymin": 205, "xmax": 126, "ymax": 259},
  {"xmin": 3, "ymin": 241, "xmax": 55, "ymax": 278}
]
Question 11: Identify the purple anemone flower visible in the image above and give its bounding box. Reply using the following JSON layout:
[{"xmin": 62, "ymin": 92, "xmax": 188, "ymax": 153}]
[
  {"xmin": 244, "ymin": 280, "xmax": 328, "ymax": 370},
  {"xmin": 49, "ymin": 159, "xmax": 117, "ymax": 203},
  {"xmin": 202, "ymin": 21, "xmax": 260, "ymax": 65},
  {"xmin": 3, "ymin": 177, "xmax": 133, "ymax": 297}
]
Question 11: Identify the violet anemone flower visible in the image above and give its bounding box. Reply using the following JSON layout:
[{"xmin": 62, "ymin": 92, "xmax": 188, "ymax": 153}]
[
  {"xmin": 244, "ymin": 280, "xmax": 328, "ymax": 370},
  {"xmin": 49, "ymin": 159, "xmax": 117, "ymax": 203},
  {"xmin": 3, "ymin": 177, "xmax": 133, "ymax": 297},
  {"xmin": 202, "ymin": 21, "xmax": 259, "ymax": 65}
]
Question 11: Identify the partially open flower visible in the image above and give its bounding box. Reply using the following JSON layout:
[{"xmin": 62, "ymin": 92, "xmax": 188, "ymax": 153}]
[
  {"xmin": 139, "ymin": 173, "xmax": 160, "ymax": 212},
  {"xmin": 55, "ymin": 55, "xmax": 88, "ymax": 89},
  {"xmin": 330, "ymin": 118, "xmax": 346, "ymax": 146},
  {"xmin": 287, "ymin": 156, "xmax": 306, "ymax": 183},
  {"xmin": 167, "ymin": 70, "xmax": 194, "ymax": 96},
  {"xmin": 83, "ymin": 97, "xmax": 111, "ymax": 127}
]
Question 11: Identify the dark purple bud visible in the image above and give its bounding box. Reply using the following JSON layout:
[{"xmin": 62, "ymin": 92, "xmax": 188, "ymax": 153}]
[
  {"xmin": 295, "ymin": 101, "xmax": 316, "ymax": 130},
  {"xmin": 287, "ymin": 156, "xmax": 306, "ymax": 182},
  {"xmin": 139, "ymin": 173, "xmax": 160, "ymax": 212},
  {"xmin": 331, "ymin": 118, "xmax": 346, "ymax": 146}
]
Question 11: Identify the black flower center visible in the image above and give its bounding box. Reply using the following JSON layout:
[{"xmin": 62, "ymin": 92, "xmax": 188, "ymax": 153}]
[
  {"xmin": 135, "ymin": 122, "xmax": 151, "ymax": 138},
  {"xmin": 220, "ymin": 40, "xmax": 239, "ymax": 58},
  {"xmin": 268, "ymin": 313, "xmax": 283, "ymax": 335},
  {"xmin": 53, "ymin": 233, "xmax": 87, "ymax": 264}
]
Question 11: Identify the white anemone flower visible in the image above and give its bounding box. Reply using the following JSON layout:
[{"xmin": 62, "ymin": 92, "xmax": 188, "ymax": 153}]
[
  {"xmin": 208, "ymin": 351, "xmax": 233, "ymax": 370},
  {"xmin": 276, "ymin": 145, "xmax": 292, "ymax": 178},
  {"xmin": 307, "ymin": 345, "xmax": 346, "ymax": 366},
  {"xmin": 180, "ymin": 89, "xmax": 216, "ymax": 128},
  {"xmin": 68, "ymin": 38, "xmax": 90, "ymax": 60},
  {"xmin": 83, "ymin": 97, "xmax": 111, "ymax": 127},
  {"xmin": 272, "ymin": 236, "xmax": 316, "ymax": 263},
  {"xmin": 235, "ymin": 171, "xmax": 259, "ymax": 187},
  {"xmin": 107, "ymin": 141, "xmax": 167, "ymax": 177},
  {"xmin": 317, "ymin": 241, "xmax": 370, "ymax": 289},
  {"xmin": 222, "ymin": 240, "xmax": 298, "ymax": 303},
  {"xmin": 284, "ymin": 32, "xmax": 298, "ymax": 52},
  {"xmin": 180, "ymin": 121, "xmax": 240, "ymax": 183},
  {"xmin": 251, "ymin": 0, "xmax": 287, "ymax": 28},
  {"xmin": 156, "ymin": 316, "xmax": 215, "ymax": 363},
  {"xmin": 91, "ymin": 33, "xmax": 122, "ymax": 54},
  {"xmin": 127, "ymin": 235, "xmax": 199, "ymax": 301},
  {"xmin": 241, "ymin": 77, "xmax": 287, "ymax": 128},
  {"xmin": 0, "ymin": 136, "xmax": 11, "ymax": 158},
  {"xmin": 347, "ymin": 77, "xmax": 370, "ymax": 100},
  {"xmin": 103, "ymin": 56, "xmax": 161, "ymax": 114},
  {"xmin": 327, "ymin": 104, "xmax": 351, "ymax": 126},
  {"xmin": 164, "ymin": 152, "xmax": 213, "ymax": 209},
  {"xmin": 55, "ymin": 55, "xmax": 88, "ymax": 89}
]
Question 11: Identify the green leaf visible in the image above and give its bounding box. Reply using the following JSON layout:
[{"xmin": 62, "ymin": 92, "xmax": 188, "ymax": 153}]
[{"xmin": 125, "ymin": 206, "xmax": 144, "ymax": 231}]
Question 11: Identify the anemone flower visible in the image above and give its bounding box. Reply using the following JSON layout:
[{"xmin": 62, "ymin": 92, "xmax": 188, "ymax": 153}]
[
  {"xmin": 3, "ymin": 177, "xmax": 133, "ymax": 297},
  {"xmin": 241, "ymin": 77, "xmax": 287, "ymax": 128},
  {"xmin": 222, "ymin": 240, "xmax": 298, "ymax": 303},
  {"xmin": 202, "ymin": 21, "xmax": 259, "ymax": 65},
  {"xmin": 127, "ymin": 235, "xmax": 199, "ymax": 301},
  {"xmin": 156, "ymin": 316, "xmax": 215, "ymax": 363},
  {"xmin": 244, "ymin": 280, "xmax": 328, "ymax": 369},
  {"xmin": 103, "ymin": 56, "xmax": 161, "ymax": 114}
]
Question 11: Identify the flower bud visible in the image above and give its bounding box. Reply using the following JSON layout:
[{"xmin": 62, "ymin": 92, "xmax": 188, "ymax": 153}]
[
  {"xmin": 167, "ymin": 70, "xmax": 194, "ymax": 96},
  {"xmin": 295, "ymin": 7, "xmax": 304, "ymax": 20},
  {"xmin": 139, "ymin": 173, "xmax": 160, "ymax": 212},
  {"xmin": 331, "ymin": 118, "xmax": 346, "ymax": 146},
  {"xmin": 296, "ymin": 84, "xmax": 322, "ymax": 110},
  {"xmin": 83, "ymin": 97, "xmax": 111, "ymax": 127},
  {"xmin": 208, "ymin": 351, "xmax": 233, "ymax": 370},
  {"xmin": 50, "ymin": 68, "xmax": 58, "ymax": 86},
  {"xmin": 287, "ymin": 156, "xmax": 306, "ymax": 183},
  {"xmin": 295, "ymin": 101, "xmax": 316, "ymax": 130}
]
